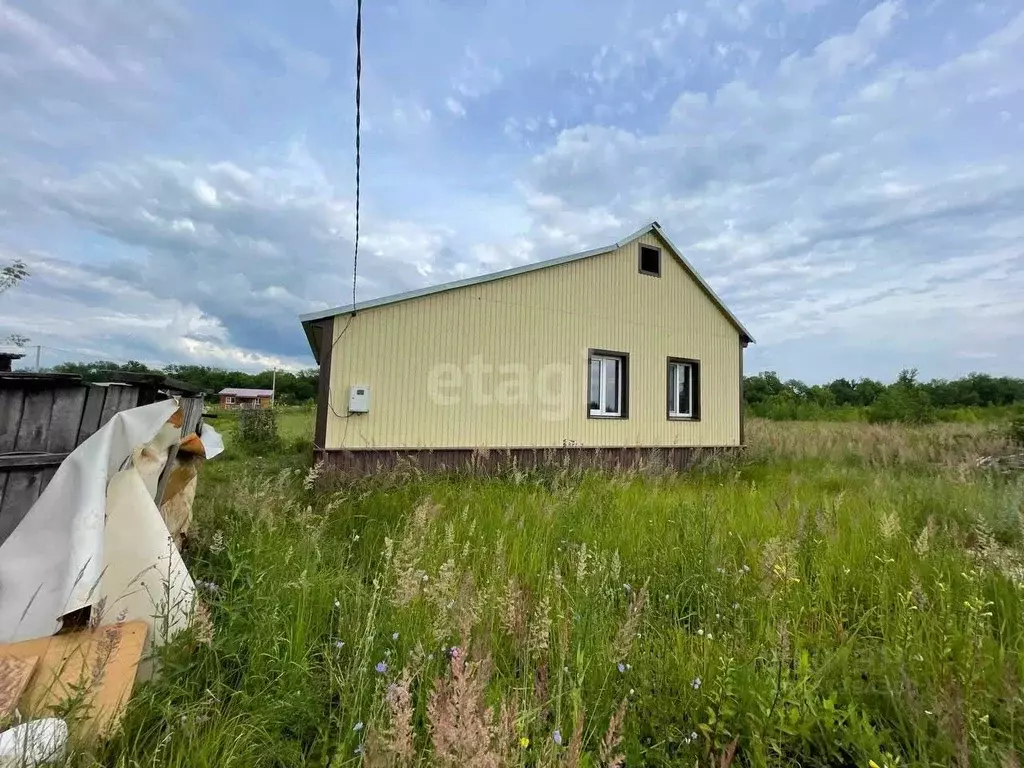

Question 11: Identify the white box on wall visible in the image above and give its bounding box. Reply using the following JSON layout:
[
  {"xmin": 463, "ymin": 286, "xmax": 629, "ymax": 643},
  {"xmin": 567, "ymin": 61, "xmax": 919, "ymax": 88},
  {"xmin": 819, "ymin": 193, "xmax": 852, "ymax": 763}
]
[{"xmin": 348, "ymin": 385, "xmax": 370, "ymax": 413}]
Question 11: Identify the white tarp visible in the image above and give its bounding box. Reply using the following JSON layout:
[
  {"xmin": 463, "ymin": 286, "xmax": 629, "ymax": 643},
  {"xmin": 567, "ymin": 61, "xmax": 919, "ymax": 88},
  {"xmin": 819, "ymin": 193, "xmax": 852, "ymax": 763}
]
[{"xmin": 0, "ymin": 400, "xmax": 182, "ymax": 643}]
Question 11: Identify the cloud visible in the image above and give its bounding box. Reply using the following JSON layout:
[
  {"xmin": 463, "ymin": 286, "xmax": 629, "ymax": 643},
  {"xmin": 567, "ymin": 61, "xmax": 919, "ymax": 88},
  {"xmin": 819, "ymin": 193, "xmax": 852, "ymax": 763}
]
[
  {"xmin": 444, "ymin": 96, "xmax": 466, "ymax": 117},
  {"xmin": 515, "ymin": 3, "xmax": 1024, "ymax": 378},
  {"xmin": 1, "ymin": 0, "xmax": 1022, "ymax": 381}
]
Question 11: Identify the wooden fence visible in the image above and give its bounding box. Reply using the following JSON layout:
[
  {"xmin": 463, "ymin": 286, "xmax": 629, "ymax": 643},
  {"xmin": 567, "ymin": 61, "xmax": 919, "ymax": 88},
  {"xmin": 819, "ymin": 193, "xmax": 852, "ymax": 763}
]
[{"xmin": 0, "ymin": 372, "xmax": 204, "ymax": 546}]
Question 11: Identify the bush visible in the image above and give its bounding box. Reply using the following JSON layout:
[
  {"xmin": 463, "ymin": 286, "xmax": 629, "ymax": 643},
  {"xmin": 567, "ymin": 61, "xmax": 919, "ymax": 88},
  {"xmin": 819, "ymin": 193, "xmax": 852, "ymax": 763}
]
[
  {"xmin": 236, "ymin": 408, "xmax": 280, "ymax": 450},
  {"xmin": 1009, "ymin": 412, "xmax": 1024, "ymax": 447}
]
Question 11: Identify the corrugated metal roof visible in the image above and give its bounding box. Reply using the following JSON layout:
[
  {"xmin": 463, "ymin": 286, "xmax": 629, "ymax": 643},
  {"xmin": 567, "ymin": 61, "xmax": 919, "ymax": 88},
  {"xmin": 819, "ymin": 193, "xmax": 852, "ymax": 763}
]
[
  {"xmin": 219, "ymin": 388, "xmax": 274, "ymax": 397},
  {"xmin": 299, "ymin": 220, "xmax": 754, "ymax": 361}
]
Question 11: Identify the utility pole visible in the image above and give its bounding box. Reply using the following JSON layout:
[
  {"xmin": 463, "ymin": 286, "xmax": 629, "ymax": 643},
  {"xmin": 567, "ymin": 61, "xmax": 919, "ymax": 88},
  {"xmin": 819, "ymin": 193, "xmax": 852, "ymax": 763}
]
[
  {"xmin": 272, "ymin": 367, "xmax": 277, "ymax": 406},
  {"xmin": 35, "ymin": 345, "xmax": 40, "ymax": 372}
]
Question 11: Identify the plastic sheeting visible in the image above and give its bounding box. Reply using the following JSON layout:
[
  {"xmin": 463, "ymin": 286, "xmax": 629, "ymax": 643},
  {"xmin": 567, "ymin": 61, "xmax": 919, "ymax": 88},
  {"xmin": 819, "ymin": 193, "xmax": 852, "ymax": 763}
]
[{"xmin": 0, "ymin": 400, "xmax": 182, "ymax": 643}]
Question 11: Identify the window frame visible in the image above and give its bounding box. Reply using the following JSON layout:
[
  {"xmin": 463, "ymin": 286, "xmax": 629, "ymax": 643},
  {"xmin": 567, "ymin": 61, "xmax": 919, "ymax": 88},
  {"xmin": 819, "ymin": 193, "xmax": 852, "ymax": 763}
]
[
  {"xmin": 587, "ymin": 348, "xmax": 629, "ymax": 419},
  {"xmin": 638, "ymin": 244, "xmax": 662, "ymax": 277},
  {"xmin": 224, "ymin": 395, "xmax": 235, "ymax": 405},
  {"xmin": 666, "ymin": 357, "xmax": 701, "ymax": 421}
]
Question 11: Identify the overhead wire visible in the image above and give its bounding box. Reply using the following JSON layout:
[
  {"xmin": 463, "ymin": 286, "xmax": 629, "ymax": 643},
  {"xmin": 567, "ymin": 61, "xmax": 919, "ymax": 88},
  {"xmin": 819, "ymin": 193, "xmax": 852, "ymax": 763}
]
[{"xmin": 323, "ymin": 0, "xmax": 364, "ymax": 434}]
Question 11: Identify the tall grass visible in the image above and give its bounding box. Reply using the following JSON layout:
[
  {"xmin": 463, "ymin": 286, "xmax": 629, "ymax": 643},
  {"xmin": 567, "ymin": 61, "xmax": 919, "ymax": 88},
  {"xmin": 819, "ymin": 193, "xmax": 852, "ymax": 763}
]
[{"xmin": 75, "ymin": 420, "xmax": 1024, "ymax": 767}]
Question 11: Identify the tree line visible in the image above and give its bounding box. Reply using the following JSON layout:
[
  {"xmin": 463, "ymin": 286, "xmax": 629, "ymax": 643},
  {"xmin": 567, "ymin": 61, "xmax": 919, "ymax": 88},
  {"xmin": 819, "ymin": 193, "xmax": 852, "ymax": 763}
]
[
  {"xmin": 49, "ymin": 360, "xmax": 319, "ymax": 405},
  {"xmin": 744, "ymin": 369, "xmax": 1024, "ymax": 423},
  {"xmin": 42, "ymin": 360, "xmax": 1024, "ymax": 424}
]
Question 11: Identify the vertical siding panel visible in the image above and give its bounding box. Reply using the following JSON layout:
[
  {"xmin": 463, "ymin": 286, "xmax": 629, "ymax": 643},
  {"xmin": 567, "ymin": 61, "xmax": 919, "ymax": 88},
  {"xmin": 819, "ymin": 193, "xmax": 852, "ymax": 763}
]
[{"xmin": 328, "ymin": 231, "xmax": 743, "ymax": 450}]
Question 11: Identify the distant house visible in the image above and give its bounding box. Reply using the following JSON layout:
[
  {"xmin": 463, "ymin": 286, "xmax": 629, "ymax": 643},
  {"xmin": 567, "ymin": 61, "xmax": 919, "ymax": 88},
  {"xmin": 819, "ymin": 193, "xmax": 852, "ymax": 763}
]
[
  {"xmin": 298, "ymin": 220, "xmax": 754, "ymax": 472},
  {"xmin": 218, "ymin": 388, "xmax": 274, "ymax": 410}
]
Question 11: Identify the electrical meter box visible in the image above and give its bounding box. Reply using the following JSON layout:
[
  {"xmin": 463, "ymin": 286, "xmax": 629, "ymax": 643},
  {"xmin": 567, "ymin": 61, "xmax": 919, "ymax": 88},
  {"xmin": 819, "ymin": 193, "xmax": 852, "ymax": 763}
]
[{"xmin": 348, "ymin": 385, "xmax": 370, "ymax": 413}]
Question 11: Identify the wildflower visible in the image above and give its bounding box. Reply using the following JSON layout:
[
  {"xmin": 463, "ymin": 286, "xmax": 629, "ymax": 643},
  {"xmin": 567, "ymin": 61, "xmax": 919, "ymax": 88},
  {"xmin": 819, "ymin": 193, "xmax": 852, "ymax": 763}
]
[
  {"xmin": 629, "ymin": 688, "xmax": 635, "ymax": 696},
  {"xmin": 353, "ymin": 534, "xmax": 361, "ymax": 542},
  {"xmin": 690, "ymin": 731, "xmax": 698, "ymax": 741},
  {"xmin": 334, "ymin": 599, "xmax": 340, "ymax": 608},
  {"xmin": 691, "ymin": 676, "xmax": 702, "ymax": 690},
  {"xmin": 422, "ymin": 574, "xmax": 429, "ymax": 582},
  {"xmin": 335, "ymin": 640, "xmax": 345, "ymax": 649},
  {"xmin": 706, "ymin": 633, "xmax": 713, "ymax": 640},
  {"xmin": 427, "ymin": 653, "xmax": 434, "ymax": 661},
  {"xmin": 563, "ymin": 666, "xmax": 569, "ymax": 673},
  {"xmin": 519, "ymin": 737, "xmax": 530, "ymax": 749},
  {"xmin": 716, "ymin": 567, "xmax": 725, "ymax": 574},
  {"xmin": 354, "ymin": 745, "xmax": 363, "ymax": 755},
  {"xmin": 552, "ymin": 729, "xmax": 563, "ymax": 746},
  {"xmin": 741, "ymin": 564, "xmax": 750, "ymax": 574},
  {"xmin": 353, "ymin": 722, "xmax": 363, "ymax": 732},
  {"xmin": 376, "ymin": 661, "xmax": 388, "ymax": 674},
  {"xmin": 617, "ymin": 662, "xmax": 626, "ymax": 673},
  {"xmin": 392, "ymin": 631, "xmax": 400, "ymax": 641},
  {"xmin": 623, "ymin": 583, "xmax": 631, "ymax": 593},
  {"xmin": 448, "ymin": 646, "xmax": 461, "ymax": 659},
  {"xmin": 715, "ymin": 613, "xmax": 720, "ymax": 620},
  {"xmin": 732, "ymin": 602, "xmax": 739, "ymax": 610},
  {"xmin": 626, "ymin": 663, "xmax": 631, "ymax": 670},
  {"xmin": 697, "ymin": 628, "xmax": 704, "ymax": 636}
]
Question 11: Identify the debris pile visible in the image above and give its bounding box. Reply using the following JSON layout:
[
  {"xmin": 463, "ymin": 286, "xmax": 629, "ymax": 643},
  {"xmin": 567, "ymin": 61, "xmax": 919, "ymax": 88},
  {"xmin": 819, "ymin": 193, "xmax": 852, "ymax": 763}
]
[{"xmin": 0, "ymin": 398, "xmax": 222, "ymax": 762}]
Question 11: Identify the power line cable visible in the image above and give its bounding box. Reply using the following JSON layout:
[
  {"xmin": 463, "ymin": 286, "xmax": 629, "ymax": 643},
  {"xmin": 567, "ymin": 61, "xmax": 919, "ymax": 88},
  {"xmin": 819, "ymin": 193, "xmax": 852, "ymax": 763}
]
[{"xmin": 321, "ymin": 0, "xmax": 364, "ymax": 437}]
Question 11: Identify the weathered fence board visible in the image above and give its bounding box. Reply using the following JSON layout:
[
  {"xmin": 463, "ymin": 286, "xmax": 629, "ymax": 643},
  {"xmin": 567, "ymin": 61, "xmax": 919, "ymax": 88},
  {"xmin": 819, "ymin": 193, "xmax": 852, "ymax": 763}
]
[
  {"xmin": 78, "ymin": 385, "xmax": 107, "ymax": 444},
  {"xmin": 0, "ymin": 389, "xmax": 23, "ymax": 454},
  {"xmin": 48, "ymin": 387, "xmax": 88, "ymax": 452},
  {"xmin": 0, "ymin": 372, "xmax": 206, "ymax": 547}
]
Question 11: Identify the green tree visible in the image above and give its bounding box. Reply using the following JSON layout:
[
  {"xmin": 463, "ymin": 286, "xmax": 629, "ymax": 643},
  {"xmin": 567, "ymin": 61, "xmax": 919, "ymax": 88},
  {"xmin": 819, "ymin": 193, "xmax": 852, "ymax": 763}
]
[{"xmin": 1, "ymin": 259, "xmax": 30, "ymax": 347}]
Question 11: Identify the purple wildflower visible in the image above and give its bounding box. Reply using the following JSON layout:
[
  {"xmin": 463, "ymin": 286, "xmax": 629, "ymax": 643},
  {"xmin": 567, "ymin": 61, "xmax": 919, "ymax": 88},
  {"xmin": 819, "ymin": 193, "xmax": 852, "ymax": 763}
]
[
  {"xmin": 375, "ymin": 660, "xmax": 388, "ymax": 674},
  {"xmin": 552, "ymin": 729, "xmax": 563, "ymax": 746},
  {"xmin": 617, "ymin": 662, "xmax": 626, "ymax": 673}
]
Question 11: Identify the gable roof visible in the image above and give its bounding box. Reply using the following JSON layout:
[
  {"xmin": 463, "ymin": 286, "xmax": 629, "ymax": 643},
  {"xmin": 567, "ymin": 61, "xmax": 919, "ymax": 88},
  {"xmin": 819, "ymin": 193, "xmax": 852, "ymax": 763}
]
[{"xmin": 299, "ymin": 220, "xmax": 754, "ymax": 361}]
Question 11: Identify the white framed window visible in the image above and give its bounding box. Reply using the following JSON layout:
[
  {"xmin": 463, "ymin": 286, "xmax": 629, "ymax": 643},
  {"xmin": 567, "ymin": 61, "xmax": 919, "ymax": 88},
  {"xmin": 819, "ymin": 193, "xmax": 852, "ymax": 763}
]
[
  {"xmin": 668, "ymin": 358, "xmax": 700, "ymax": 419},
  {"xmin": 588, "ymin": 350, "xmax": 628, "ymax": 417},
  {"xmin": 224, "ymin": 396, "xmax": 235, "ymax": 404}
]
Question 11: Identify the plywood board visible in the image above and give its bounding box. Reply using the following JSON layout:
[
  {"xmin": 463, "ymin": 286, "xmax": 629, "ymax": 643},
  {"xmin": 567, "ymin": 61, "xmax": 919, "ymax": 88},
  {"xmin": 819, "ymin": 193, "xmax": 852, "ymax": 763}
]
[
  {"xmin": 0, "ymin": 654, "xmax": 38, "ymax": 721},
  {"xmin": 0, "ymin": 620, "xmax": 148, "ymax": 739}
]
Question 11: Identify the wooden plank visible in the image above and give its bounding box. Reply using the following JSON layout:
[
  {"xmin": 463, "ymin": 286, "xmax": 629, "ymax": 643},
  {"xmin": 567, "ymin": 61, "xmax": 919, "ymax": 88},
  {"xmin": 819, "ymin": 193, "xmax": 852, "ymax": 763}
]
[
  {"xmin": 0, "ymin": 620, "xmax": 148, "ymax": 740},
  {"xmin": 98, "ymin": 386, "xmax": 126, "ymax": 430},
  {"xmin": 13, "ymin": 388, "xmax": 53, "ymax": 453},
  {"xmin": 120, "ymin": 386, "xmax": 140, "ymax": 410},
  {"xmin": 0, "ymin": 654, "xmax": 39, "ymax": 720},
  {"xmin": 77, "ymin": 385, "xmax": 107, "ymax": 444},
  {"xmin": 0, "ymin": 388, "xmax": 24, "ymax": 453},
  {"xmin": 47, "ymin": 385, "xmax": 88, "ymax": 453},
  {"xmin": 0, "ymin": 469, "xmax": 43, "ymax": 545},
  {"xmin": 0, "ymin": 452, "xmax": 69, "ymax": 470},
  {"xmin": 39, "ymin": 466, "xmax": 58, "ymax": 499},
  {"xmin": 0, "ymin": 372, "xmax": 82, "ymax": 387},
  {"xmin": 155, "ymin": 397, "xmax": 201, "ymax": 507}
]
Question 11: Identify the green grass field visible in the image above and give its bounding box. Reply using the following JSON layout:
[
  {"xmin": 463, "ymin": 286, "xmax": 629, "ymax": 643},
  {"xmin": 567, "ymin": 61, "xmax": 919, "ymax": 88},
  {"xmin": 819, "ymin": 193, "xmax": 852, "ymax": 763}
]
[{"xmin": 80, "ymin": 413, "xmax": 1024, "ymax": 767}]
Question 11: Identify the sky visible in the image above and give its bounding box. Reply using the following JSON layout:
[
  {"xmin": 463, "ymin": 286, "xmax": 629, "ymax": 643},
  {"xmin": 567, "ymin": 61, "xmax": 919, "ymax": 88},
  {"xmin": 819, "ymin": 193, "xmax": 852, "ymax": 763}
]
[{"xmin": 1, "ymin": 0, "xmax": 1022, "ymax": 382}]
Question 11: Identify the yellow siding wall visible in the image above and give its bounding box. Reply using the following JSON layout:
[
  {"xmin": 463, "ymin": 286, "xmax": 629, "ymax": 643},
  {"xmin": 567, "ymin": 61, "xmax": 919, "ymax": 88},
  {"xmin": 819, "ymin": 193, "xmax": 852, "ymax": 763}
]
[{"xmin": 325, "ymin": 232, "xmax": 742, "ymax": 449}]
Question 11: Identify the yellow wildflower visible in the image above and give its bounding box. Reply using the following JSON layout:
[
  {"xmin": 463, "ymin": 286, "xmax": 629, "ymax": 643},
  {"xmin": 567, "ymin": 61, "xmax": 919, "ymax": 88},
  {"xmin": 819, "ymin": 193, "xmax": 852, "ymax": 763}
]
[{"xmin": 519, "ymin": 737, "xmax": 530, "ymax": 749}]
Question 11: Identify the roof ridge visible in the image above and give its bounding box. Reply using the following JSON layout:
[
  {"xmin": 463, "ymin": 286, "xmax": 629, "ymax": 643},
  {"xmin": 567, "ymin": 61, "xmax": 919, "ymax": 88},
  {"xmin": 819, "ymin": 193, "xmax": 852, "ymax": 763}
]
[{"xmin": 299, "ymin": 220, "xmax": 753, "ymax": 360}]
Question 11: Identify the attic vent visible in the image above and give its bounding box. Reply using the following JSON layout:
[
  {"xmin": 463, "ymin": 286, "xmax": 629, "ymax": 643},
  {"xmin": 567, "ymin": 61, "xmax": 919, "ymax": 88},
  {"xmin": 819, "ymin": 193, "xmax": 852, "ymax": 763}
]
[{"xmin": 639, "ymin": 245, "xmax": 661, "ymax": 277}]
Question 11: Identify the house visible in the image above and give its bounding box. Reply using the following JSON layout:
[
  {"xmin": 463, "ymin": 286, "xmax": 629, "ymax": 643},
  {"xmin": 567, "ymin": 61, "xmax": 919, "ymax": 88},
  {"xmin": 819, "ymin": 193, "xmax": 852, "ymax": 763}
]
[
  {"xmin": 299, "ymin": 220, "xmax": 754, "ymax": 472},
  {"xmin": 218, "ymin": 387, "xmax": 274, "ymax": 410}
]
